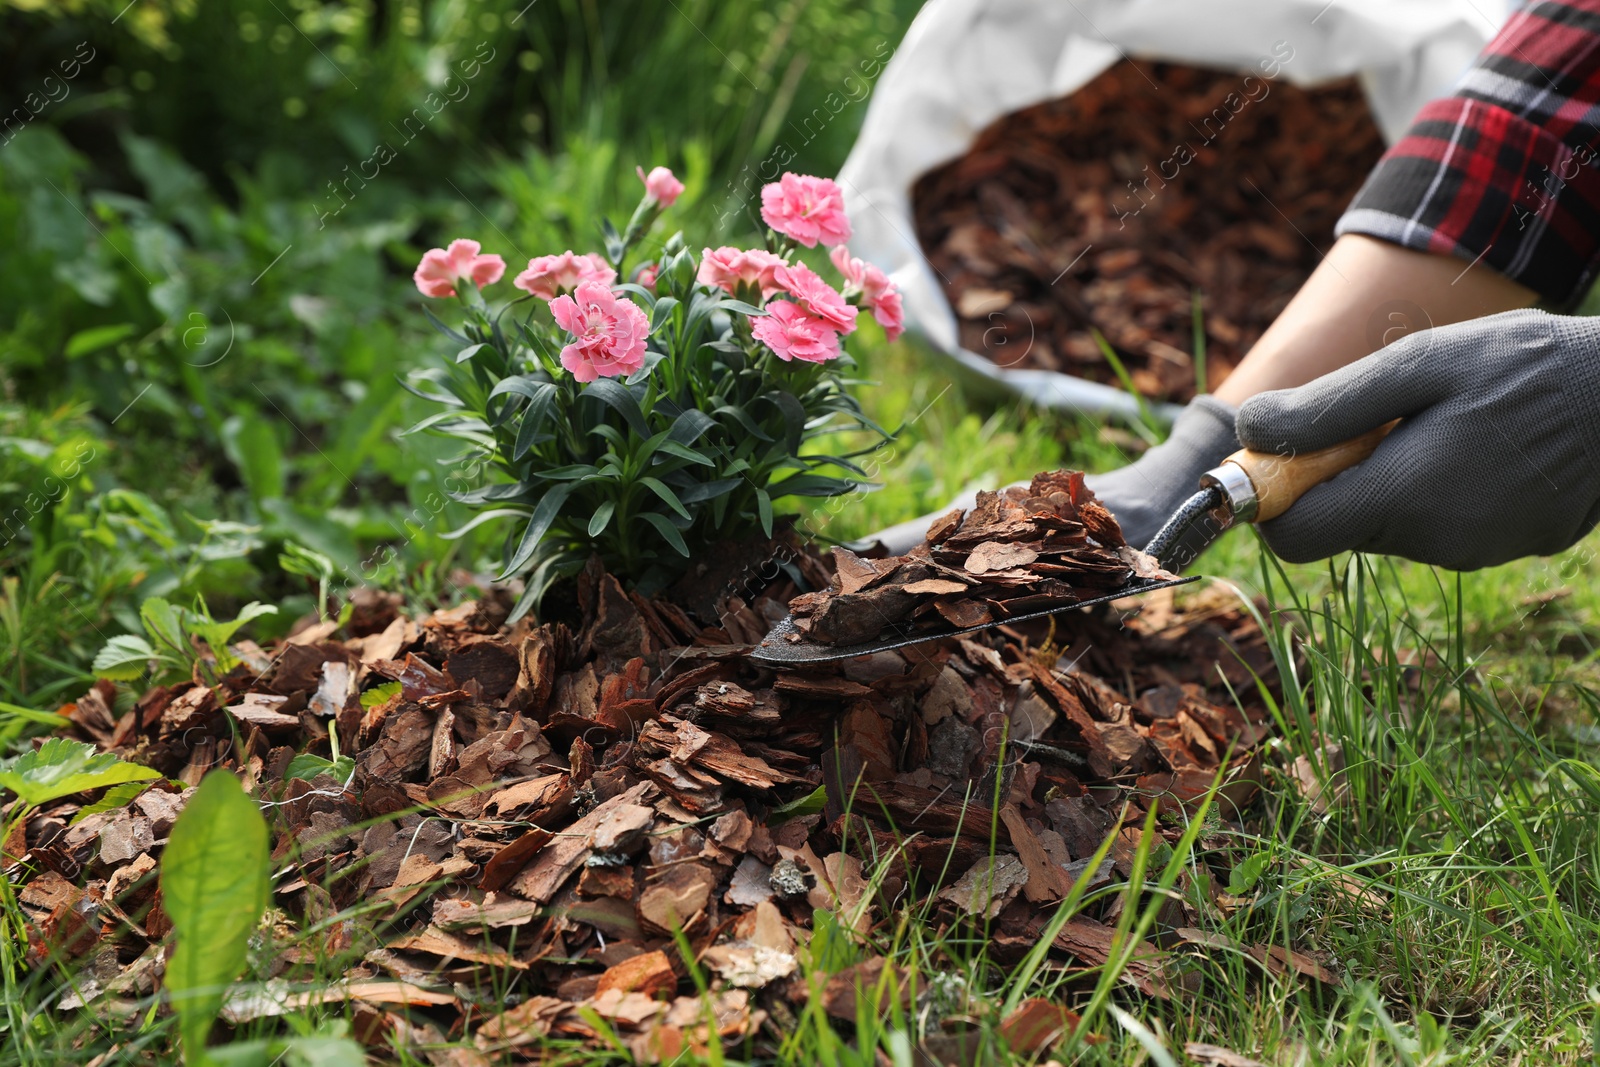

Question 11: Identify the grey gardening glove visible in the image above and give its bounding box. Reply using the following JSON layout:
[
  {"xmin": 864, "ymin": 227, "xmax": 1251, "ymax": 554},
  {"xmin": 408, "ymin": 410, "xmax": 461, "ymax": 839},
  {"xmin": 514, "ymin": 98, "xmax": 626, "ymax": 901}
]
[
  {"xmin": 1083, "ymin": 394, "xmax": 1239, "ymax": 551},
  {"xmin": 1235, "ymin": 308, "xmax": 1600, "ymax": 570},
  {"xmin": 866, "ymin": 395, "xmax": 1238, "ymax": 557}
]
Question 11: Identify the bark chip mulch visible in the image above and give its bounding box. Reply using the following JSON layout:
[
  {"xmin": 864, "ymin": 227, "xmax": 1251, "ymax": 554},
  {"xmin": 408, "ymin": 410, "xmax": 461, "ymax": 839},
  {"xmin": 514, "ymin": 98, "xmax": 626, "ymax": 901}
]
[{"xmin": 14, "ymin": 475, "xmax": 1338, "ymax": 1060}]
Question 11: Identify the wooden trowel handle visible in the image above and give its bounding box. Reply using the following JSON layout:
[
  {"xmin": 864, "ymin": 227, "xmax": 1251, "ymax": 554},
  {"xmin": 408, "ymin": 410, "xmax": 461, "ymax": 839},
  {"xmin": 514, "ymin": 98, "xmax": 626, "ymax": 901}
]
[{"xmin": 1206, "ymin": 420, "xmax": 1398, "ymax": 524}]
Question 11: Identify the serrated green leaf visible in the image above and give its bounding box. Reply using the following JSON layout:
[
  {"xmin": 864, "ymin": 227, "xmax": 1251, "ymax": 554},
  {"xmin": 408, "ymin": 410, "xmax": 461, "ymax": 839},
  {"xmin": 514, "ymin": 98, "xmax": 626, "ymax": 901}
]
[
  {"xmin": 140, "ymin": 599, "xmax": 183, "ymax": 653},
  {"xmin": 92, "ymin": 633, "xmax": 157, "ymax": 680},
  {"xmin": 162, "ymin": 770, "xmax": 271, "ymax": 1064},
  {"xmin": 284, "ymin": 751, "xmax": 354, "ymax": 784},
  {"xmin": 0, "ymin": 738, "xmax": 160, "ymax": 809}
]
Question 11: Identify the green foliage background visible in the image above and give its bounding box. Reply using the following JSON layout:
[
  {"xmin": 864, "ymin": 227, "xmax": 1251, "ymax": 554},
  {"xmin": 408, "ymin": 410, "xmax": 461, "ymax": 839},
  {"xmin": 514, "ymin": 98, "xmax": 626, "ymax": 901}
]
[{"xmin": 0, "ymin": 0, "xmax": 915, "ymax": 707}]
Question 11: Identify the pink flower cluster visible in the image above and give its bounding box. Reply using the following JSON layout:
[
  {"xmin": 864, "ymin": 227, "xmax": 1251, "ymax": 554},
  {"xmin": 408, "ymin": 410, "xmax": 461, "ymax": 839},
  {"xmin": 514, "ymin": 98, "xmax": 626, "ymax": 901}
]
[
  {"xmin": 411, "ymin": 168, "xmax": 902, "ymax": 382},
  {"xmin": 413, "ymin": 239, "xmax": 505, "ymax": 298},
  {"xmin": 749, "ymin": 259, "xmax": 861, "ymax": 365},
  {"xmin": 831, "ymin": 246, "xmax": 904, "ymax": 341},
  {"xmin": 549, "ymin": 282, "xmax": 649, "ymax": 383}
]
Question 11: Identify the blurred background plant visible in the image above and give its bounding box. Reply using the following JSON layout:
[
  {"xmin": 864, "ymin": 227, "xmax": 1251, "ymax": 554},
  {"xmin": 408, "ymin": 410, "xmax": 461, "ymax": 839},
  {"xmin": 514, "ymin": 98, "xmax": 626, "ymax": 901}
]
[{"xmin": 0, "ymin": 0, "xmax": 914, "ymax": 711}]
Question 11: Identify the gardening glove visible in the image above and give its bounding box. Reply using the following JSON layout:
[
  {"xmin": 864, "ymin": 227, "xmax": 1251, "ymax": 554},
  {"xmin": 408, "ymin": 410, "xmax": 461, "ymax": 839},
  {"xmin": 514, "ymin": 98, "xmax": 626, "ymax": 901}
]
[
  {"xmin": 1234, "ymin": 308, "xmax": 1600, "ymax": 570},
  {"xmin": 865, "ymin": 395, "xmax": 1238, "ymax": 558},
  {"xmin": 1082, "ymin": 394, "xmax": 1239, "ymax": 552}
]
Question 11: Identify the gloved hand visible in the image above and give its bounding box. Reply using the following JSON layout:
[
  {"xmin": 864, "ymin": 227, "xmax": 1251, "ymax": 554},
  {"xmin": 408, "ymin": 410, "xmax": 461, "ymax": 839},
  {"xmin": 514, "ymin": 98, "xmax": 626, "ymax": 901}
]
[
  {"xmin": 865, "ymin": 395, "xmax": 1238, "ymax": 557},
  {"xmin": 1083, "ymin": 394, "xmax": 1239, "ymax": 550},
  {"xmin": 1235, "ymin": 308, "xmax": 1600, "ymax": 570}
]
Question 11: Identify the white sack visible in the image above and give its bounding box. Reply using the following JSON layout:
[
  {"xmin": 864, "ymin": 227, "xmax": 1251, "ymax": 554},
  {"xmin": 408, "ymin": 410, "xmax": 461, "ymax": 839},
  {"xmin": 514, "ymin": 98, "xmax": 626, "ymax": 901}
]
[{"xmin": 838, "ymin": 0, "xmax": 1513, "ymax": 422}]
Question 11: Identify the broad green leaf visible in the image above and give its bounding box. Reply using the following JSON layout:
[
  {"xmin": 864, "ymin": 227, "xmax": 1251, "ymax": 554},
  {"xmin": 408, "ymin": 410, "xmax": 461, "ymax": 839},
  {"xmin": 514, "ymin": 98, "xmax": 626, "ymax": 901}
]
[
  {"xmin": 140, "ymin": 597, "xmax": 185, "ymax": 654},
  {"xmin": 190, "ymin": 603, "xmax": 277, "ymax": 674},
  {"xmin": 1227, "ymin": 851, "xmax": 1271, "ymax": 895},
  {"xmin": 359, "ymin": 681, "xmax": 401, "ymax": 708},
  {"xmin": 512, "ymin": 386, "xmax": 559, "ymax": 459},
  {"xmin": 667, "ymin": 408, "xmax": 716, "ymax": 446},
  {"xmin": 162, "ymin": 770, "xmax": 271, "ymax": 1065},
  {"xmin": 208, "ymin": 1034, "xmax": 366, "ymax": 1067},
  {"xmin": 284, "ymin": 751, "xmax": 354, "ymax": 784},
  {"xmin": 711, "ymin": 403, "xmax": 773, "ymax": 443},
  {"xmin": 0, "ymin": 738, "xmax": 160, "ymax": 809},
  {"xmin": 92, "ymin": 633, "xmax": 157, "ymax": 680},
  {"xmin": 676, "ymin": 477, "xmax": 743, "ymax": 504}
]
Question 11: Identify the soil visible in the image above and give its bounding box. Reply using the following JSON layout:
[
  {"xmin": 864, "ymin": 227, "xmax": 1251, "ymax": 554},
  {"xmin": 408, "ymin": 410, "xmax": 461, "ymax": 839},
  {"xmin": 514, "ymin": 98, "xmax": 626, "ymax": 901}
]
[
  {"xmin": 912, "ymin": 60, "xmax": 1387, "ymax": 403},
  {"xmin": 12, "ymin": 509, "xmax": 1314, "ymax": 1060}
]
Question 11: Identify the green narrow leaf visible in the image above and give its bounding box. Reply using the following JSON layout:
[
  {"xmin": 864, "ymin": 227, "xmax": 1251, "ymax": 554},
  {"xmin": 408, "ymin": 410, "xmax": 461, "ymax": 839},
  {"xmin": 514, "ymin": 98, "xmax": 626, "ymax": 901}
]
[
  {"xmin": 639, "ymin": 512, "xmax": 690, "ymax": 556},
  {"xmin": 64, "ymin": 322, "xmax": 138, "ymax": 359},
  {"xmin": 756, "ymin": 488, "xmax": 774, "ymax": 537},
  {"xmin": 580, "ymin": 378, "xmax": 651, "ymax": 439},
  {"xmin": 499, "ymin": 483, "xmax": 576, "ymax": 578},
  {"xmin": 455, "ymin": 342, "xmax": 491, "ymax": 363},
  {"xmin": 588, "ymin": 500, "xmax": 616, "ymax": 538},
  {"xmin": 639, "ymin": 477, "xmax": 692, "ymax": 520},
  {"xmin": 162, "ymin": 770, "xmax": 271, "ymax": 1064}
]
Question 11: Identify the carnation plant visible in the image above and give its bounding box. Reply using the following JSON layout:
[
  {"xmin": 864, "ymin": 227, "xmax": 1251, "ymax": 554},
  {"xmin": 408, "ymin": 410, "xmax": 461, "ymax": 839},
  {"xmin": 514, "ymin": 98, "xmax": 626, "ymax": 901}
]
[{"xmin": 406, "ymin": 166, "xmax": 904, "ymax": 618}]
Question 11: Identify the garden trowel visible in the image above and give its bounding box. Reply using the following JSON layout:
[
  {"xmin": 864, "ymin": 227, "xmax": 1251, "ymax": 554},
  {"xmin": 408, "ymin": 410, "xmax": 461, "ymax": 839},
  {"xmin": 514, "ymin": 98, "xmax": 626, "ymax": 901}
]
[{"xmin": 750, "ymin": 420, "xmax": 1394, "ymax": 665}]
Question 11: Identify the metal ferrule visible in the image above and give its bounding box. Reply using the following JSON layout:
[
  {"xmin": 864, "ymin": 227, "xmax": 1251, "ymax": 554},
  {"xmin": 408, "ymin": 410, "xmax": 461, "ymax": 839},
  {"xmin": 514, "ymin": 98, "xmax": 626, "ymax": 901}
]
[{"xmin": 1200, "ymin": 460, "xmax": 1259, "ymax": 525}]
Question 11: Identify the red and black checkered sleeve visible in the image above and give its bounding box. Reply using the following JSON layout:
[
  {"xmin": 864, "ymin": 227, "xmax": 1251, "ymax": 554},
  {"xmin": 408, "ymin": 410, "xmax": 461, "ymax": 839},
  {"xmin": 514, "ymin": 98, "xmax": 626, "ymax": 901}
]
[{"xmin": 1336, "ymin": 0, "xmax": 1600, "ymax": 308}]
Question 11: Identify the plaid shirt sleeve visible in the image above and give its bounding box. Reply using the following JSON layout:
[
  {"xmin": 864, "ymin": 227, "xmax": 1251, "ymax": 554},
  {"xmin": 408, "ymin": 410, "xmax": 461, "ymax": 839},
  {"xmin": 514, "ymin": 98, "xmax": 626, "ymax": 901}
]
[{"xmin": 1335, "ymin": 0, "xmax": 1600, "ymax": 308}]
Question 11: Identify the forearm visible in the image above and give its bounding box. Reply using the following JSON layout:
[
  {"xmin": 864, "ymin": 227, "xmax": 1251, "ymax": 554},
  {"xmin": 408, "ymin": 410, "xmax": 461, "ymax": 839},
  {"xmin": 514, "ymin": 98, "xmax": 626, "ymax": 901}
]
[{"xmin": 1214, "ymin": 234, "xmax": 1535, "ymax": 403}]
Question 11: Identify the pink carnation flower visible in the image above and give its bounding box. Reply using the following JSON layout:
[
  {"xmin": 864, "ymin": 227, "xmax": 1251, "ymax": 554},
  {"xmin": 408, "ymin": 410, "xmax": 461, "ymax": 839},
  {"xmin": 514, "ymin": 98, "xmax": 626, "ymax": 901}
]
[
  {"xmin": 866, "ymin": 286, "xmax": 904, "ymax": 342},
  {"xmin": 549, "ymin": 281, "xmax": 651, "ymax": 383},
  {"xmin": 829, "ymin": 246, "xmax": 904, "ymax": 341},
  {"xmin": 514, "ymin": 251, "xmax": 617, "ymax": 301},
  {"xmin": 636, "ymin": 263, "xmax": 659, "ymax": 290},
  {"xmin": 698, "ymin": 246, "xmax": 784, "ymax": 298},
  {"xmin": 760, "ymin": 173, "xmax": 852, "ymax": 248},
  {"xmin": 636, "ymin": 165, "xmax": 684, "ymax": 207},
  {"xmin": 772, "ymin": 261, "xmax": 857, "ymax": 333},
  {"xmin": 752, "ymin": 300, "xmax": 841, "ymax": 364},
  {"xmin": 413, "ymin": 239, "xmax": 505, "ymax": 298}
]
